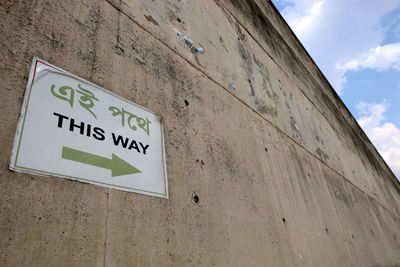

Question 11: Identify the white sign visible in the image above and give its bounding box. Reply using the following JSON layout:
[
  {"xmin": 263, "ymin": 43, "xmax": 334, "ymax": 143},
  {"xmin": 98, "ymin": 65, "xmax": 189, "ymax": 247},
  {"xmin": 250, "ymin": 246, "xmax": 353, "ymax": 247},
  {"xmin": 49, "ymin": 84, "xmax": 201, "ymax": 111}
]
[{"xmin": 10, "ymin": 58, "xmax": 168, "ymax": 198}]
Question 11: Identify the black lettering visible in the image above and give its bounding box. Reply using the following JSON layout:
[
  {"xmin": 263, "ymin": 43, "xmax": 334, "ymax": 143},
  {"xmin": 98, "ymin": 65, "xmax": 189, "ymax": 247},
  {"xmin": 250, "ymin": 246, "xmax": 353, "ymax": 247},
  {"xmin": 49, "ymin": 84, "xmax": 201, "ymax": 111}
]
[
  {"xmin": 53, "ymin": 112, "xmax": 69, "ymax": 128},
  {"xmin": 139, "ymin": 142, "xmax": 150, "ymax": 155},
  {"xmin": 128, "ymin": 140, "xmax": 140, "ymax": 153},
  {"xmin": 69, "ymin": 119, "xmax": 85, "ymax": 135},
  {"xmin": 112, "ymin": 133, "xmax": 128, "ymax": 148},
  {"xmin": 93, "ymin": 127, "xmax": 105, "ymax": 141},
  {"xmin": 86, "ymin": 124, "xmax": 92, "ymax": 137}
]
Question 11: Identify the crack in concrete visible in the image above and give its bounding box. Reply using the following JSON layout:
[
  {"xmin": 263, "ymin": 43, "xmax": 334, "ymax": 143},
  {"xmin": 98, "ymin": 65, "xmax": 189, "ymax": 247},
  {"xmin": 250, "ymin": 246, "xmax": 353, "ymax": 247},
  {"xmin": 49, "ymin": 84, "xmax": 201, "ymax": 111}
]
[{"xmin": 103, "ymin": 189, "xmax": 110, "ymax": 267}]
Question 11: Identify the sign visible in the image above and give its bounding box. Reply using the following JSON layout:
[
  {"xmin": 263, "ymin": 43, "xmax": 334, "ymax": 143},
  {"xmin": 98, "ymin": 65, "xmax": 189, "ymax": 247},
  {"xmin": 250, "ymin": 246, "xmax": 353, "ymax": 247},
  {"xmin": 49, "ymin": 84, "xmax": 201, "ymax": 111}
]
[{"xmin": 10, "ymin": 58, "xmax": 168, "ymax": 198}]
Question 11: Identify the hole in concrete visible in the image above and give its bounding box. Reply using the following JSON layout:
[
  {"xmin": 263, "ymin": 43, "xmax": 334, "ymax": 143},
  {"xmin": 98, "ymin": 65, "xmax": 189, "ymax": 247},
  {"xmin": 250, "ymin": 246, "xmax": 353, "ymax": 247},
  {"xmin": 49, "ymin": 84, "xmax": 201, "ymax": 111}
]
[
  {"xmin": 307, "ymin": 173, "xmax": 310, "ymax": 177},
  {"xmin": 196, "ymin": 159, "xmax": 205, "ymax": 168},
  {"xmin": 282, "ymin": 217, "xmax": 286, "ymax": 223},
  {"xmin": 265, "ymin": 147, "xmax": 268, "ymax": 152},
  {"xmin": 193, "ymin": 192, "xmax": 199, "ymax": 204},
  {"xmin": 248, "ymin": 79, "xmax": 251, "ymax": 84},
  {"xmin": 184, "ymin": 99, "xmax": 189, "ymax": 106},
  {"xmin": 325, "ymin": 227, "xmax": 328, "ymax": 233},
  {"xmin": 177, "ymin": 17, "xmax": 181, "ymax": 23}
]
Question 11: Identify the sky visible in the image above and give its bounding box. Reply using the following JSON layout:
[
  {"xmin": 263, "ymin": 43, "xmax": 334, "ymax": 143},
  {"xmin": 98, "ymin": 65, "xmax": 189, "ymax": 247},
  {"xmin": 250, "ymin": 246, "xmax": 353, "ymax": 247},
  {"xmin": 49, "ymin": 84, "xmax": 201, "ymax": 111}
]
[{"xmin": 271, "ymin": 0, "xmax": 400, "ymax": 180}]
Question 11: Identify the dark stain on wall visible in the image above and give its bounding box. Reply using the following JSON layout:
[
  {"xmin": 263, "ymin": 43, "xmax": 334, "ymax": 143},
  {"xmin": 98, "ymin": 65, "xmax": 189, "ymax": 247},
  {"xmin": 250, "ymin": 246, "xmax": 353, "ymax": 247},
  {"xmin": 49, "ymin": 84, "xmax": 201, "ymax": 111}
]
[
  {"xmin": 217, "ymin": 0, "xmax": 400, "ymax": 193},
  {"xmin": 254, "ymin": 98, "xmax": 277, "ymax": 117},
  {"xmin": 144, "ymin": 14, "xmax": 159, "ymax": 26},
  {"xmin": 316, "ymin": 147, "xmax": 329, "ymax": 163}
]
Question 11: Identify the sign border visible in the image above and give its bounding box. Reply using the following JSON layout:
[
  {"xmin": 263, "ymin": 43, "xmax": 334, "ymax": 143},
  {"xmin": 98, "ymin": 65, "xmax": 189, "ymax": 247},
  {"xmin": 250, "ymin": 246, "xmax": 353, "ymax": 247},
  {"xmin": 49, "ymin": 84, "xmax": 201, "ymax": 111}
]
[{"xmin": 10, "ymin": 57, "xmax": 169, "ymax": 198}]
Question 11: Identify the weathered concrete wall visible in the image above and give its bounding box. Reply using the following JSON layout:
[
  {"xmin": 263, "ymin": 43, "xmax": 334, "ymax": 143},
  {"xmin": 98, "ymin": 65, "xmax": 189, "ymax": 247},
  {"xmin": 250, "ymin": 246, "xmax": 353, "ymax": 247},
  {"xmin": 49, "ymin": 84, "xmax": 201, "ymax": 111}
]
[{"xmin": 1, "ymin": 0, "xmax": 399, "ymax": 266}]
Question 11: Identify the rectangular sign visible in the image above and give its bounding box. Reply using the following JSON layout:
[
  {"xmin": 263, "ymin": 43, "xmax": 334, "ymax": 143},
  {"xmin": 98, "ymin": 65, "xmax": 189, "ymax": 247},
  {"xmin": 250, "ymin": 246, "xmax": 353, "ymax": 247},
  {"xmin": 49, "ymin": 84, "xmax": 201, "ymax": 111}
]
[{"xmin": 10, "ymin": 57, "xmax": 168, "ymax": 198}]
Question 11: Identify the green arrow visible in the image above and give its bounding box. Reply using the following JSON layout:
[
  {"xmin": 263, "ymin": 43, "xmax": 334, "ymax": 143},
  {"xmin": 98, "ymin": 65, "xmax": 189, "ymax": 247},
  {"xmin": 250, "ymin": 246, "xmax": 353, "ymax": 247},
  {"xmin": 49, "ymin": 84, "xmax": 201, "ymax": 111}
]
[{"xmin": 61, "ymin": 146, "xmax": 141, "ymax": 177}]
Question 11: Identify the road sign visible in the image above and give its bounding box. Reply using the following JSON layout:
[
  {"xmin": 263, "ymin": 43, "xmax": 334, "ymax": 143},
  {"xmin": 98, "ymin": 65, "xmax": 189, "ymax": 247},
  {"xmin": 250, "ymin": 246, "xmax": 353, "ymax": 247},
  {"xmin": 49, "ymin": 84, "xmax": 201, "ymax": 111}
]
[{"xmin": 10, "ymin": 58, "xmax": 168, "ymax": 198}]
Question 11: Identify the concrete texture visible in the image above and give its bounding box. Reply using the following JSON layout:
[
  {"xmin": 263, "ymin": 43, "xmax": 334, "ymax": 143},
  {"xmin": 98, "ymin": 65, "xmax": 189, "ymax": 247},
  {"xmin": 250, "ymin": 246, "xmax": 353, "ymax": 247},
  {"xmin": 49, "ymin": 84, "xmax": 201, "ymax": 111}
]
[{"xmin": 0, "ymin": 0, "xmax": 399, "ymax": 266}]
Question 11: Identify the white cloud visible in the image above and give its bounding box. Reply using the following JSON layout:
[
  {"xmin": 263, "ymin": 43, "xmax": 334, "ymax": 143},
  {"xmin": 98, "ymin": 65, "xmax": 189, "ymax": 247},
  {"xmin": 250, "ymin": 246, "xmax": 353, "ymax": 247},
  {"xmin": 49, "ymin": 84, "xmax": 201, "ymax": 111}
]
[
  {"xmin": 273, "ymin": 0, "xmax": 400, "ymax": 179},
  {"xmin": 280, "ymin": 1, "xmax": 325, "ymax": 40},
  {"xmin": 274, "ymin": 0, "xmax": 400, "ymax": 94},
  {"xmin": 357, "ymin": 101, "xmax": 400, "ymax": 179},
  {"xmin": 337, "ymin": 43, "xmax": 400, "ymax": 72}
]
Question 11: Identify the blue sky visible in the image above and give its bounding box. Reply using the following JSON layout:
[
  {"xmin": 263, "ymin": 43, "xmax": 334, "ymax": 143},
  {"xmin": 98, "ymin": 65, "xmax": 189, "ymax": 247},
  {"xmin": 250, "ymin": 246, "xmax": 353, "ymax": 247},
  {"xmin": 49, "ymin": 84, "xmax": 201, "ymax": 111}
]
[{"xmin": 271, "ymin": 0, "xmax": 400, "ymax": 179}]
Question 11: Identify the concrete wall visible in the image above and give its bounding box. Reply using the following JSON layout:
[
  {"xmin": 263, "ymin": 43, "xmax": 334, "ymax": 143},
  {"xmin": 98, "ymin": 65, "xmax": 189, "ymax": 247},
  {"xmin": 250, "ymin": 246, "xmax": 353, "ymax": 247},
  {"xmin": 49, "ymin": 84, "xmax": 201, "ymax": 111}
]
[{"xmin": 1, "ymin": 0, "xmax": 399, "ymax": 266}]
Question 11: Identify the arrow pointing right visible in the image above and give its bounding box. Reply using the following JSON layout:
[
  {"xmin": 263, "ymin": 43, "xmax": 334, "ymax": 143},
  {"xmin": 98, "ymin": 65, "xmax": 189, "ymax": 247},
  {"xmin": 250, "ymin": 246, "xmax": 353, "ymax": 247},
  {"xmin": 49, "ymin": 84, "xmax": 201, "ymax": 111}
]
[{"xmin": 61, "ymin": 146, "xmax": 141, "ymax": 177}]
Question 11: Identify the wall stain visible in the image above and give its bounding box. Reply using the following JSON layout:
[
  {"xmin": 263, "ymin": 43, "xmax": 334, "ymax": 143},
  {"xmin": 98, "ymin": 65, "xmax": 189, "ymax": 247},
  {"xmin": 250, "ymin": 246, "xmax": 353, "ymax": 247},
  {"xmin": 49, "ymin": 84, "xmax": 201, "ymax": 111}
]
[
  {"xmin": 236, "ymin": 40, "xmax": 255, "ymax": 96},
  {"xmin": 219, "ymin": 36, "xmax": 229, "ymax": 53},
  {"xmin": 290, "ymin": 116, "xmax": 303, "ymax": 144},
  {"xmin": 144, "ymin": 14, "xmax": 159, "ymax": 26},
  {"xmin": 254, "ymin": 98, "xmax": 277, "ymax": 117},
  {"xmin": 81, "ymin": 5, "xmax": 103, "ymax": 77},
  {"xmin": 316, "ymin": 147, "xmax": 329, "ymax": 163}
]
